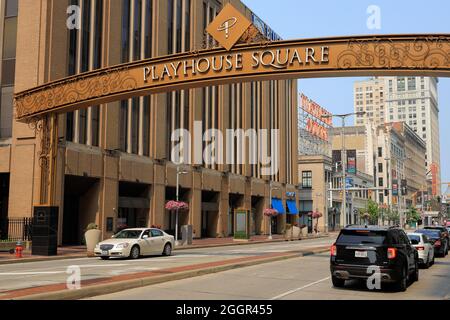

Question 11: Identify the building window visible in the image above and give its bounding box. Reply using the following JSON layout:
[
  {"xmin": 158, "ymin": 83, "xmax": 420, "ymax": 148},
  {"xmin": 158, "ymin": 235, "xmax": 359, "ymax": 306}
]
[
  {"xmin": 378, "ymin": 163, "xmax": 383, "ymax": 173},
  {"xmin": 408, "ymin": 77, "xmax": 416, "ymax": 91},
  {"xmin": 65, "ymin": 0, "xmax": 103, "ymax": 146},
  {"xmin": 397, "ymin": 78, "xmax": 406, "ymax": 91},
  {"xmin": 378, "ymin": 147, "xmax": 383, "ymax": 158},
  {"xmin": 379, "ymin": 178, "xmax": 384, "ymax": 187},
  {"xmin": 119, "ymin": 0, "xmax": 154, "ymax": 156},
  {"xmin": 302, "ymin": 171, "xmax": 313, "ymax": 188}
]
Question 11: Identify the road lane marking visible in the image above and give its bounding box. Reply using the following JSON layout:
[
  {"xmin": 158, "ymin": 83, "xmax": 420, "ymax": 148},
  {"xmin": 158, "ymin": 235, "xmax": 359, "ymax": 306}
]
[
  {"xmin": 270, "ymin": 277, "xmax": 331, "ymax": 300},
  {"xmin": 0, "ymin": 271, "xmax": 66, "ymax": 276}
]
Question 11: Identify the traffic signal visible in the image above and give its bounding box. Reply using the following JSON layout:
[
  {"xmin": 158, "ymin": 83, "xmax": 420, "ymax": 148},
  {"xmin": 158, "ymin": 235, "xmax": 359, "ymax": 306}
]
[{"xmin": 401, "ymin": 180, "xmax": 408, "ymax": 196}]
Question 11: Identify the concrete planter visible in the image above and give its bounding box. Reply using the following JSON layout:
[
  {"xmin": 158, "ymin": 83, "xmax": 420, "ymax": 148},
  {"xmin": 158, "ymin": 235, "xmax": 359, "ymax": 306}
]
[
  {"xmin": 301, "ymin": 228, "xmax": 309, "ymax": 237},
  {"xmin": 285, "ymin": 226, "xmax": 301, "ymax": 240},
  {"xmin": 84, "ymin": 229, "xmax": 102, "ymax": 256}
]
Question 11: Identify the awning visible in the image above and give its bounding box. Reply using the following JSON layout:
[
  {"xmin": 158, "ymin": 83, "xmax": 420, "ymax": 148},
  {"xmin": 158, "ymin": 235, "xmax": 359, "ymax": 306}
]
[
  {"xmin": 286, "ymin": 200, "xmax": 299, "ymax": 215},
  {"xmin": 271, "ymin": 198, "xmax": 285, "ymax": 214}
]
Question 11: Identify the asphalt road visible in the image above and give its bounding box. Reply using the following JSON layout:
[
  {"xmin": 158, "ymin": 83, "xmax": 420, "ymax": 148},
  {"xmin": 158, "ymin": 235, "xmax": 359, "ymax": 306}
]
[
  {"xmin": 0, "ymin": 237, "xmax": 334, "ymax": 295},
  {"xmin": 90, "ymin": 252, "xmax": 450, "ymax": 300}
]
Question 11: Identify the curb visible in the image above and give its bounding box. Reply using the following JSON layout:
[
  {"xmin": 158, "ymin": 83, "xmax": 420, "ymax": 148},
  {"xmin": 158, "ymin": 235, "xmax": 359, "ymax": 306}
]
[
  {"xmin": 0, "ymin": 235, "xmax": 331, "ymax": 265},
  {"xmin": 12, "ymin": 246, "xmax": 330, "ymax": 300},
  {"xmin": 175, "ymin": 234, "xmax": 330, "ymax": 251}
]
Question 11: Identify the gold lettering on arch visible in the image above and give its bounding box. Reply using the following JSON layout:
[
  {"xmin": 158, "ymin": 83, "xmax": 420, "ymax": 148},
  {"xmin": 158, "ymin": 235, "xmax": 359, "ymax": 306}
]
[{"xmin": 14, "ymin": 35, "xmax": 450, "ymax": 121}]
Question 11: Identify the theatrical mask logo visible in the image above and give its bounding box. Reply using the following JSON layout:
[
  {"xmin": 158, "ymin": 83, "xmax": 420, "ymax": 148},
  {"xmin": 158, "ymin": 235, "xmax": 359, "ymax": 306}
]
[{"xmin": 217, "ymin": 17, "xmax": 238, "ymax": 39}]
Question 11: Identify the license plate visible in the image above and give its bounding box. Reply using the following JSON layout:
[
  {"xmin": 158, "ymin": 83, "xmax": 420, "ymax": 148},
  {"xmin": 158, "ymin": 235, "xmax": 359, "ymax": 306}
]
[
  {"xmin": 355, "ymin": 251, "xmax": 368, "ymax": 258},
  {"xmin": 101, "ymin": 251, "xmax": 109, "ymax": 256}
]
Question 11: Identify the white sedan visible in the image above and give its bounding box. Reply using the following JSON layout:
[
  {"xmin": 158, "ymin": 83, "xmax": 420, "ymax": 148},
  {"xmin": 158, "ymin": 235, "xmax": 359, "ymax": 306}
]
[
  {"xmin": 94, "ymin": 228, "xmax": 175, "ymax": 260},
  {"xmin": 408, "ymin": 233, "xmax": 435, "ymax": 268}
]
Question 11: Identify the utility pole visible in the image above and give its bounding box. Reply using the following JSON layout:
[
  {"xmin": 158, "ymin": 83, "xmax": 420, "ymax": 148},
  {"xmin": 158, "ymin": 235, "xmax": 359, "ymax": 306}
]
[
  {"xmin": 341, "ymin": 117, "xmax": 347, "ymax": 229},
  {"xmin": 322, "ymin": 112, "xmax": 365, "ymax": 229}
]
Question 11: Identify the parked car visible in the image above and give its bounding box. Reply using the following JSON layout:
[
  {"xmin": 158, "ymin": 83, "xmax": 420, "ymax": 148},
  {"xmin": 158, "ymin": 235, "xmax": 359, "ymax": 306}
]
[
  {"xmin": 330, "ymin": 226, "xmax": 419, "ymax": 292},
  {"xmin": 424, "ymin": 226, "xmax": 449, "ymax": 254},
  {"xmin": 415, "ymin": 229, "xmax": 447, "ymax": 257},
  {"xmin": 407, "ymin": 233, "xmax": 435, "ymax": 268},
  {"xmin": 94, "ymin": 228, "xmax": 175, "ymax": 260}
]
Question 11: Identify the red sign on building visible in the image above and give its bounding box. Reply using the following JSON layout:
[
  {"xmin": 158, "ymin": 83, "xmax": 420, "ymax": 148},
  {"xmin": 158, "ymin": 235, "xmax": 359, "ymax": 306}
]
[{"xmin": 300, "ymin": 94, "xmax": 333, "ymax": 141}]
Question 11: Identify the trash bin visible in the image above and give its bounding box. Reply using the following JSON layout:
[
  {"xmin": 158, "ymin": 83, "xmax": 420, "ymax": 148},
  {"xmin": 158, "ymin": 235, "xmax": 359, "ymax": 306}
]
[{"xmin": 181, "ymin": 225, "xmax": 193, "ymax": 246}]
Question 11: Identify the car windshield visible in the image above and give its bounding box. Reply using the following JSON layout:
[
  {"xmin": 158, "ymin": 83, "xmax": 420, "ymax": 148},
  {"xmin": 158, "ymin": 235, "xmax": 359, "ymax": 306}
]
[
  {"xmin": 416, "ymin": 229, "xmax": 440, "ymax": 239},
  {"xmin": 337, "ymin": 230, "xmax": 387, "ymax": 245},
  {"xmin": 114, "ymin": 230, "xmax": 142, "ymax": 239},
  {"xmin": 408, "ymin": 235, "xmax": 421, "ymax": 245}
]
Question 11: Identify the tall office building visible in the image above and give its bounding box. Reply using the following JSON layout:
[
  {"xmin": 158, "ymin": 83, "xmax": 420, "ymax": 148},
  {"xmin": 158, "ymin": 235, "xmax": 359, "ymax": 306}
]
[
  {"xmin": 0, "ymin": 0, "xmax": 17, "ymax": 231},
  {"xmin": 1, "ymin": 0, "xmax": 299, "ymax": 244},
  {"xmin": 354, "ymin": 77, "xmax": 386, "ymax": 127},
  {"xmin": 354, "ymin": 76, "xmax": 441, "ymax": 195}
]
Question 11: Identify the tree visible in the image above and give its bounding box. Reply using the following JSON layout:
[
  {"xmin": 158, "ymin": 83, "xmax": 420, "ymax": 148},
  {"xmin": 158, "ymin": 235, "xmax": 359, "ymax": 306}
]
[
  {"xmin": 406, "ymin": 207, "xmax": 421, "ymax": 226},
  {"xmin": 359, "ymin": 209, "xmax": 370, "ymax": 225},
  {"xmin": 367, "ymin": 200, "xmax": 380, "ymax": 225},
  {"xmin": 386, "ymin": 209, "xmax": 400, "ymax": 226}
]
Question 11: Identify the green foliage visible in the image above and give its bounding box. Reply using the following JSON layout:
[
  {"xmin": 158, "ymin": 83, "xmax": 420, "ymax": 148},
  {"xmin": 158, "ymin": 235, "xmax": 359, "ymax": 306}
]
[
  {"xmin": 406, "ymin": 207, "xmax": 421, "ymax": 224},
  {"xmin": 367, "ymin": 200, "xmax": 379, "ymax": 225},
  {"xmin": 386, "ymin": 209, "xmax": 400, "ymax": 225}
]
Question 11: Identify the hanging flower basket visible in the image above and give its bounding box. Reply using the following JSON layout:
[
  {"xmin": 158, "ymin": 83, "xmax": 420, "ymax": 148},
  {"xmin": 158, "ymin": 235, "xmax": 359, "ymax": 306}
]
[
  {"xmin": 308, "ymin": 211, "xmax": 323, "ymax": 219},
  {"xmin": 165, "ymin": 201, "xmax": 189, "ymax": 211},
  {"xmin": 264, "ymin": 208, "xmax": 279, "ymax": 217}
]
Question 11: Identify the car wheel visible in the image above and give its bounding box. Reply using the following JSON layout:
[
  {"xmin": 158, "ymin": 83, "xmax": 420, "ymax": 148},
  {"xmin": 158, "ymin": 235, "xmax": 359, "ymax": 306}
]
[
  {"xmin": 394, "ymin": 267, "xmax": 408, "ymax": 292},
  {"xmin": 129, "ymin": 245, "xmax": 140, "ymax": 260},
  {"xmin": 412, "ymin": 262, "xmax": 419, "ymax": 282},
  {"xmin": 162, "ymin": 243, "xmax": 172, "ymax": 257},
  {"xmin": 425, "ymin": 254, "xmax": 431, "ymax": 269},
  {"xmin": 331, "ymin": 276, "xmax": 345, "ymax": 288}
]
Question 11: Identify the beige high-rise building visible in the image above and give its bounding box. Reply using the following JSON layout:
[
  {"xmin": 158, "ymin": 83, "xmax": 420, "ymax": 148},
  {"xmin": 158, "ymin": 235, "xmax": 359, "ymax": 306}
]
[
  {"xmin": 354, "ymin": 76, "xmax": 441, "ymax": 196},
  {"xmin": 354, "ymin": 77, "xmax": 386, "ymax": 127},
  {"xmin": 0, "ymin": 0, "xmax": 299, "ymax": 244}
]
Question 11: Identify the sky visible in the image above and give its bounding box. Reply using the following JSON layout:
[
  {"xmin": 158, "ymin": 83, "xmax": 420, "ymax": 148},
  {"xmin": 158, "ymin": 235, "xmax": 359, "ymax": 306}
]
[{"xmin": 242, "ymin": 0, "xmax": 450, "ymax": 190}]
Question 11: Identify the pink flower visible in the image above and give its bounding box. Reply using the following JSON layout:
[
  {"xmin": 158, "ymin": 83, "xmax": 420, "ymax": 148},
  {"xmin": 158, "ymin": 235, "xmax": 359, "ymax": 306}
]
[
  {"xmin": 264, "ymin": 208, "xmax": 279, "ymax": 217},
  {"xmin": 309, "ymin": 211, "xmax": 323, "ymax": 219},
  {"xmin": 165, "ymin": 201, "xmax": 189, "ymax": 211}
]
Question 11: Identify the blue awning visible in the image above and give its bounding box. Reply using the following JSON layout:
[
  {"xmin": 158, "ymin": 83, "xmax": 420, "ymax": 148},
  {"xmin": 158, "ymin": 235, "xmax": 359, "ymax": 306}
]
[
  {"xmin": 286, "ymin": 200, "xmax": 299, "ymax": 215},
  {"xmin": 271, "ymin": 198, "xmax": 285, "ymax": 214}
]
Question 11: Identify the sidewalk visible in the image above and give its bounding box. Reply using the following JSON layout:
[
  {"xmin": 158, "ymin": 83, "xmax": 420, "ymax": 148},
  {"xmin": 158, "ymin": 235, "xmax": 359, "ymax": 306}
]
[{"xmin": 0, "ymin": 233, "xmax": 335, "ymax": 265}]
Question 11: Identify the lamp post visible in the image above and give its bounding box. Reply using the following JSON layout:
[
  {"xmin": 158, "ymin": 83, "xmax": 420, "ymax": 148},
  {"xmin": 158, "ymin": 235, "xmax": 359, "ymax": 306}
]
[
  {"xmin": 322, "ymin": 112, "xmax": 366, "ymax": 229},
  {"xmin": 268, "ymin": 181, "xmax": 281, "ymax": 240},
  {"xmin": 176, "ymin": 166, "xmax": 188, "ymax": 246}
]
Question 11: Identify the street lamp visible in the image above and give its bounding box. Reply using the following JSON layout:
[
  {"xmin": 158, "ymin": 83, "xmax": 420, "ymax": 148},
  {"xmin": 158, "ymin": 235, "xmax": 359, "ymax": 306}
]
[
  {"xmin": 268, "ymin": 181, "xmax": 281, "ymax": 240},
  {"xmin": 322, "ymin": 111, "xmax": 366, "ymax": 229},
  {"xmin": 176, "ymin": 166, "xmax": 188, "ymax": 246}
]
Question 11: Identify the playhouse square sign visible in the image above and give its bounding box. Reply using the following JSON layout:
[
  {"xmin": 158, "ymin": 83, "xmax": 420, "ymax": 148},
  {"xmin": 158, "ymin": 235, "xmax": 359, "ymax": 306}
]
[
  {"xmin": 143, "ymin": 46, "xmax": 330, "ymax": 83},
  {"xmin": 13, "ymin": 3, "xmax": 450, "ymax": 121}
]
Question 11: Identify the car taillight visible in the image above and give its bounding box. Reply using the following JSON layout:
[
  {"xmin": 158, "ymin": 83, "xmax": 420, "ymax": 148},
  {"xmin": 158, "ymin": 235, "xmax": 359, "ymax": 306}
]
[
  {"xmin": 331, "ymin": 244, "xmax": 337, "ymax": 257},
  {"xmin": 435, "ymin": 240, "xmax": 441, "ymax": 247},
  {"xmin": 416, "ymin": 246, "xmax": 425, "ymax": 251},
  {"xmin": 387, "ymin": 248, "xmax": 397, "ymax": 260}
]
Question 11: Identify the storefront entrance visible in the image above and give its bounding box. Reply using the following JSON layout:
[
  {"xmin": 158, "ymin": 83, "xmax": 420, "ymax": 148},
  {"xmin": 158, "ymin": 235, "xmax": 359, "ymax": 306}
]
[
  {"xmin": 63, "ymin": 175, "xmax": 99, "ymax": 245},
  {"xmin": 201, "ymin": 191, "xmax": 219, "ymax": 238},
  {"xmin": 118, "ymin": 182, "xmax": 151, "ymax": 230}
]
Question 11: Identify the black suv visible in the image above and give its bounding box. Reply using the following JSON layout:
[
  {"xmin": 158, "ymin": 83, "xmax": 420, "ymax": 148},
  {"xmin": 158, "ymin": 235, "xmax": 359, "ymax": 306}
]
[{"xmin": 330, "ymin": 226, "xmax": 419, "ymax": 292}]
